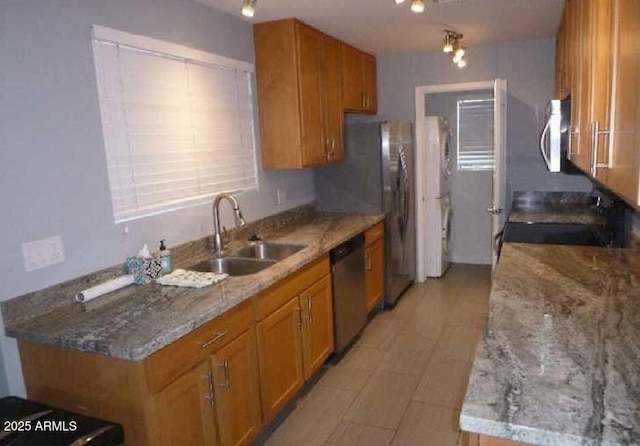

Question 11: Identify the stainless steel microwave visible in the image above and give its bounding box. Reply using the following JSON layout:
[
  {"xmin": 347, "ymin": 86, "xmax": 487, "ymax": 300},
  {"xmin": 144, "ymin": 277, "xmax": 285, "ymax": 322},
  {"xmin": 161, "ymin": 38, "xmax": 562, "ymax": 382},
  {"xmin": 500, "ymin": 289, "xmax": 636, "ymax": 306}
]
[{"xmin": 539, "ymin": 98, "xmax": 572, "ymax": 173}]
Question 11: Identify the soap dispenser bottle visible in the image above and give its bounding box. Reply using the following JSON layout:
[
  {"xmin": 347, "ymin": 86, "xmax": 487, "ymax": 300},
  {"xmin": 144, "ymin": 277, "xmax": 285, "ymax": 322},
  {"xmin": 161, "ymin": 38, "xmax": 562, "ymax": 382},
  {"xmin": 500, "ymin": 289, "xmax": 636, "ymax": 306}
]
[{"xmin": 159, "ymin": 239, "xmax": 172, "ymax": 273}]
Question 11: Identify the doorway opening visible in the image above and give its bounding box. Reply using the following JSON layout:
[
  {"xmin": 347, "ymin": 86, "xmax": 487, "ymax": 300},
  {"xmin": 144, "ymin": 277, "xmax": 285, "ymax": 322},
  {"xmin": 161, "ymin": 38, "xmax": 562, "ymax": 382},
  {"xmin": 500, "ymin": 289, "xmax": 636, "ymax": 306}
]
[{"xmin": 414, "ymin": 80, "xmax": 507, "ymax": 282}]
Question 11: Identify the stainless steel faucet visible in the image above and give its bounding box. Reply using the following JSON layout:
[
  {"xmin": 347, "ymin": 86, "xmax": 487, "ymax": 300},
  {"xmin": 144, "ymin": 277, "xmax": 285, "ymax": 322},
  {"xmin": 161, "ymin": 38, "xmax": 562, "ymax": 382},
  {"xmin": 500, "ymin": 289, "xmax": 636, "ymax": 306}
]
[{"xmin": 212, "ymin": 193, "xmax": 246, "ymax": 255}]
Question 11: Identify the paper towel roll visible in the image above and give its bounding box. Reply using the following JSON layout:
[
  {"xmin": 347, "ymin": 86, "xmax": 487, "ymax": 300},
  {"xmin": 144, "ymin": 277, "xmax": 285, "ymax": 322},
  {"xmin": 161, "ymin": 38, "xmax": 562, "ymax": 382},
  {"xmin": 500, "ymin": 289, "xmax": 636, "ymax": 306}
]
[{"xmin": 75, "ymin": 275, "xmax": 135, "ymax": 303}]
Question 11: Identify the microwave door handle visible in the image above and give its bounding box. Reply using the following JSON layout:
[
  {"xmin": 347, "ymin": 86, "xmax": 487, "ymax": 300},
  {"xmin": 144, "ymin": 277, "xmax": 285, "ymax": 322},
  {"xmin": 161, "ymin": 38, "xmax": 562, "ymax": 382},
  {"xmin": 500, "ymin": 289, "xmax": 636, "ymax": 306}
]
[{"xmin": 539, "ymin": 119, "xmax": 552, "ymax": 168}]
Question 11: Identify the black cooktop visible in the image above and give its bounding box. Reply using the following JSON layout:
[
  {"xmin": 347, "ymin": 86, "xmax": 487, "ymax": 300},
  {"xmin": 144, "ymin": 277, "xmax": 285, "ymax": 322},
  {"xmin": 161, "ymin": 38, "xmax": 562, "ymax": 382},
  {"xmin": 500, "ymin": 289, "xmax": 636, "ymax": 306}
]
[{"xmin": 503, "ymin": 222, "xmax": 607, "ymax": 247}]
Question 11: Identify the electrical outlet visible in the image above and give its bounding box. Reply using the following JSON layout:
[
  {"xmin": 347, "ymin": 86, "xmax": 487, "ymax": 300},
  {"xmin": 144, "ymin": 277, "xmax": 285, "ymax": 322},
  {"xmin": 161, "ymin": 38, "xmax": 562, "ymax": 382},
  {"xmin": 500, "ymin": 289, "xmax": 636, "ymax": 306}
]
[
  {"xmin": 22, "ymin": 235, "xmax": 65, "ymax": 272},
  {"xmin": 276, "ymin": 188, "xmax": 287, "ymax": 206}
]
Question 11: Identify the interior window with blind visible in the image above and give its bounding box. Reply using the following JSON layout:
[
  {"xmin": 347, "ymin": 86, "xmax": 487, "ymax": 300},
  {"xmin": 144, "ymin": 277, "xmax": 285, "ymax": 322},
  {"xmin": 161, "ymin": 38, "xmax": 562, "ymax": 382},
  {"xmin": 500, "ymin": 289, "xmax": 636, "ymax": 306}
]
[
  {"xmin": 91, "ymin": 26, "xmax": 258, "ymax": 222},
  {"xmin": 456, "ymin": 98, "xmax": 495, "ymax": 171}
]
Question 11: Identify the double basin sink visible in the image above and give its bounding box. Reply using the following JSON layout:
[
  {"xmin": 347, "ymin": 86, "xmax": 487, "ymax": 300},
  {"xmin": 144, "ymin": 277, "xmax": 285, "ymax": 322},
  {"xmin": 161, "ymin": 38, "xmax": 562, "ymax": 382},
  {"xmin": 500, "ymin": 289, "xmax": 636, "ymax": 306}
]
[{"xmin": 189, "ymin": 242, "xmax": 307, "ymax": 276}]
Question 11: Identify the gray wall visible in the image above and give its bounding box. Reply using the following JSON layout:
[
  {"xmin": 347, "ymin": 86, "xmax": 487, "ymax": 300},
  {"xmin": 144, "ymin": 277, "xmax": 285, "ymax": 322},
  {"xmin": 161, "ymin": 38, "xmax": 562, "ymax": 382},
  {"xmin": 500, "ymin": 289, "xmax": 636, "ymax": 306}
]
[
  {"xmin": 0, "ymin": 0, "xmax": 315, "ymax": 396},
  {"xmin": 426, "ymin": 92, "xmax": 493, "ymax": 265},
  {"xmin": 377, "ymin": 38, "xmax": 593, "ymax": 209}
]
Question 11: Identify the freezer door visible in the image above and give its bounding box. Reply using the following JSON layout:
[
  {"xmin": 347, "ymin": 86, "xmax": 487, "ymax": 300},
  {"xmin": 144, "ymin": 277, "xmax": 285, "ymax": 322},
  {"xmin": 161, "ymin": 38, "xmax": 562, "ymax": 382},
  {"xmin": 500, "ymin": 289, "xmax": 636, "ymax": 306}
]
[{"xmin": 384, "ymin": 121, "xmax": 416, "ymax": 306}]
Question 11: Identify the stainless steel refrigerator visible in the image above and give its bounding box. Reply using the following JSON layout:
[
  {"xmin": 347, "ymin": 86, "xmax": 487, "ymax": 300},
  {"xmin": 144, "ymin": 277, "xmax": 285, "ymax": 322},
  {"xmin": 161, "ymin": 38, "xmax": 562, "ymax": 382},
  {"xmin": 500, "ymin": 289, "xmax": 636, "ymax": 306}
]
[{"xmin": 315, "ymin": 120, "xmax": 416, "ymax": 307}]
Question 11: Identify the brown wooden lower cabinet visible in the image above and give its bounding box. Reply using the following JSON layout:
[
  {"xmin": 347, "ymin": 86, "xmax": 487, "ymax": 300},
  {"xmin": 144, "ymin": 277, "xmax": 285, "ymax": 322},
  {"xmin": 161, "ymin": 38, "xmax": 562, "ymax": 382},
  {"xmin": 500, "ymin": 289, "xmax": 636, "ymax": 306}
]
[
  {"xmin": 365, "ymin": 238, "xmax": 384, "ymax": 312},
  {"xmin": 364, "ymin": 222, "xmax": 385, "ymax": 312},
  {"xmin": 256, "ymin": 296, "xmax": 305, "ymax": 422},
  {"xmin": 211, "ymin": 328, "xmax": 262, "ymax": 446},
  {"xmin": 256, "ymin": 258, "xmax": 334, "ymax": 423},
  {"xmin": 17, "ymin": 254, "xmax": 338, "ymax": 446},
  {"xmin": 154, "ymin": 361, "xmax": 219, "ymax": 446},
  {"xmin": 301, "ymin": 275, "xmax": 334, "ymax": 379},
  {"xmin": 19, "ymin": 302, "xmax": 260, "ymax": 446}
]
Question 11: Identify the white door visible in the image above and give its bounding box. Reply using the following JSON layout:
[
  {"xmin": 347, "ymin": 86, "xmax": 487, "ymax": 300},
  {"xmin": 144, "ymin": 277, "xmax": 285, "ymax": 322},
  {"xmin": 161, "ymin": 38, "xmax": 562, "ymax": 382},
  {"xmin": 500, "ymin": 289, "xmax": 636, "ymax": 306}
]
[{"xmin": 490, "ymin": 79, "xmax": 508, "ymax": 270}]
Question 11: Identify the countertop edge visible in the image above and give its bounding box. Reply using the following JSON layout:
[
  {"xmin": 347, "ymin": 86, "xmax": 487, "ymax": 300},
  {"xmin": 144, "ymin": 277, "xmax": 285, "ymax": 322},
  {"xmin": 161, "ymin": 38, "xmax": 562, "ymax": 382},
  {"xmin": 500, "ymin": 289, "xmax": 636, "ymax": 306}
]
[{"xmin": 459, "ymin": 413, "xmax": 599, "ymax": 446}]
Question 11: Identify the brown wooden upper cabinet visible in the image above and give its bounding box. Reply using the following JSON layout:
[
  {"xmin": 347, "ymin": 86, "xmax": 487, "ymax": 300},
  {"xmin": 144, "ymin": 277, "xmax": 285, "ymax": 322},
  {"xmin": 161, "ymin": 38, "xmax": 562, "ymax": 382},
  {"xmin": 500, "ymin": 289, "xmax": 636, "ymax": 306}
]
[
  {"xmin": 254, "ymin": 19, "xmax": 345, "ymax": 169},
  {"xmin": 558, "ymin": 0, "xmax": 640, "ymax": 206},
  {"xmin": 342, "ymin": 44, "xmax": 378, "ymax": 113}
]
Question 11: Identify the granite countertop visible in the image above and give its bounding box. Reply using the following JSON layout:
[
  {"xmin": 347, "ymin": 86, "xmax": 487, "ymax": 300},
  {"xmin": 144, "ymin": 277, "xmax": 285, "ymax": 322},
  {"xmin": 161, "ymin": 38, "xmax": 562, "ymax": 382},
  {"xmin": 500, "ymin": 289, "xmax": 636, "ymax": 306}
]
[
  {"xmin": 460, "ymin": 242, "xmax": 640, "ymax": 445},
  {"xmin": 5, "ymin": 212, "xmax": 383, "ymax": 362}
]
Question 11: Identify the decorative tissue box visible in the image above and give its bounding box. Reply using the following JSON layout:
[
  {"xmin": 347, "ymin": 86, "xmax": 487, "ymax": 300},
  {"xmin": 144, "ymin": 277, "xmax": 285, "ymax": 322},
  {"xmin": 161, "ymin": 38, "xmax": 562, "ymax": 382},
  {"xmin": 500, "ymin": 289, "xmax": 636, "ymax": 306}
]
[{"xmin": 125, "ymin": 257, "xmax": 163, "ymax": 285}]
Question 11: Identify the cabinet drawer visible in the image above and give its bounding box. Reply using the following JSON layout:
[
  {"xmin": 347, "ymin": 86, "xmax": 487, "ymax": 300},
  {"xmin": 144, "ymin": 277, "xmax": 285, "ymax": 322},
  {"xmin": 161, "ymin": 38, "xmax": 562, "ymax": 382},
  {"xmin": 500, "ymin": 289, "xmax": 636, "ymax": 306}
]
[
  {"xmin": 145, "ymin": 300, "xmax": 253, "ymax": 393},
  {"xmin": 365, "ymin": 222, "xmax": 384, "ymax": 246},
  {"xmin": 255, "ymin": 255, "xmax": 330, "ymax": 321}
]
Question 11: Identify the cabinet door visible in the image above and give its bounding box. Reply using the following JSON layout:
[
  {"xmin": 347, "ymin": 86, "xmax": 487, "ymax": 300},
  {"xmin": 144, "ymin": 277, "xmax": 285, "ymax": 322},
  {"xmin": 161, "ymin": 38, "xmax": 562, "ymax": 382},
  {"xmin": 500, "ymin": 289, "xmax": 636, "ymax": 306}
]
[
  {"xmin": 608, "ymin": 0, "xmax": 640, "ymax": 205},
  {"xmin": 365, "ymin": 239, "xmax": 384, "ymax": 312},
  {"xmin": 154, "ymin": 361, "xmax": 219, "ymax": 446},
  {"xmin": 342, "ymin": 44, "xmax": 365, "ymax": 111},
  {"xmin": 296, "ymin": 23, "xmax": 326, "ymax": 167},
  {"xmin": 555, "ymin": 9, "xmax": 569, "ymax": 99},
  {"xmin": 323, "ymin": 36, "xmax": 344, "ymax": 163},
  {"xmin": 362, "ymin": 53, "xmax": 377, "ymax": 113},
  {"xmin": 590, "ymin": 0, "xmax": 615, "ymax": 185},
  {"xmin": 256, "ymin": 296, "xmax": 304, "ymax": 422},
  {"xmin": 567, "ymin": 0, "xmax": 583, "ymax": 168},
  {"xmin": 300, "ymin": 275, "xmax": 334, "ymax": 379},
  {"xmin": 573, "ymin": 0, "xmax": 593, "ymax": 174},
  {"xmin": 211, "ymin": 328, "xmax": 262, "ymax": 446}
]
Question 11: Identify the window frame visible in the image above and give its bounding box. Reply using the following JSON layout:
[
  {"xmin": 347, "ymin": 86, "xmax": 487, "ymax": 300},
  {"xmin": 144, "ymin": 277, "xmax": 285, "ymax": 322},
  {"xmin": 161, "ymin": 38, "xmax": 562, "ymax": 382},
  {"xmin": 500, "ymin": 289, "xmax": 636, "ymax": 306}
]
[
  {"xmin": 456, "ymin": 97, "xmax": 495, "ymax": 172},
  {"xmin": 91, "ymin": 25, "xmax": 259, "ymax": 223}
]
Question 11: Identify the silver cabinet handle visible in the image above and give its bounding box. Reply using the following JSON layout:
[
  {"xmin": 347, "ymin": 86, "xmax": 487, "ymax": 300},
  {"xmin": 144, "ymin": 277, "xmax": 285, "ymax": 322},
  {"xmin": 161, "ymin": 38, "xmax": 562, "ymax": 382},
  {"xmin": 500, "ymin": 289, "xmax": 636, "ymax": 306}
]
[
  {"xmin": 201, "ymin": 331, "xmax": 227, "ymax": 349},
  {"xmin": 365, "ymin": 254, "xmax": 372, "ymax": 271},
  {"xmin": 296, "ymin": 305, "xmax": 303, "ymax": 328},
  {"xmin": 568, "ymin": 129, "xmax": 579, "ymax": 157},
  {"xmin": 362, "ymin": 92, "xmax": 366, "ymax": 109},
  {"xmin": 203, "ymin": 371, "xmax": 215, "ymax": 405},
  {"xmin": 591, "ymin": 121, "xmax": 610, "ymax": 175},
  {"xmin": 219, "ymin": 360, "xmax": 230, "ymax": 392},
  {"xmin": 307, "ymin": 296, "xmax": 313, "ymax": 323},
  {"xmin": 325, "ymin": 137, "xmax": 331, "ymax": 161},
  {"xmin": 485, "ymin": 207, "xmax": 503, "ymax": 214}
]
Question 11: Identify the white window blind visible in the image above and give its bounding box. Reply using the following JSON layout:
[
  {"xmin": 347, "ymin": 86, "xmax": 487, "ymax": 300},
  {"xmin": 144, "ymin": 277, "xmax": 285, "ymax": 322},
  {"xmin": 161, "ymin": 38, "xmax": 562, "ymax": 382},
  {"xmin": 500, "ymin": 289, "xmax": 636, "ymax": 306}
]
[
  {"xmin": 91, "ymin": 26, "xmax": 258, "ymax": 222},
  {"xmin": 456, "ymin": 98, "xmax": 495, "ymax": 171}
]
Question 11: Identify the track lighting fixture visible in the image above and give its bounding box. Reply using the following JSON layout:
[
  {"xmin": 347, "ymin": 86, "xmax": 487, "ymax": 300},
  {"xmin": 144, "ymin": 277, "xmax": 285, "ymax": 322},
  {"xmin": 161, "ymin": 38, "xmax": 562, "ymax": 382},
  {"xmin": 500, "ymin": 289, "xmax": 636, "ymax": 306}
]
[
  {"xmin": 441, "ymin": 30, "xmax": 467, "ymax": 68},
  {"xmin": 241, "ymin": 0, "xmax": 257, "ymax": 18},
  {"xmin": 394, "ymin": 0, "xmax": 406, "ymax": 4},
  {"xmin": 442, "ymin": 34, "xmax": 454, "ymax": 53},
  {"xmin": 410, "ymin": 0, "xmax": 426, "ymax": 13}
]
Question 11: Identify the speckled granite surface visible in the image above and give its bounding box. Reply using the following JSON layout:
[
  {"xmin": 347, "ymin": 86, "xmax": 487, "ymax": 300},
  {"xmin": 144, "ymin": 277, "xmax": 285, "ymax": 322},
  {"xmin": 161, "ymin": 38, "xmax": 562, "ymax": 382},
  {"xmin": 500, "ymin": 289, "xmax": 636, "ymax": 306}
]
[
  {"xmin": 460, "ymin": 242, "xmax": 640, "ymax": 445},
  {"xmin": 4, "ymin": 212, "xmax": 383, "ymax": 361}
]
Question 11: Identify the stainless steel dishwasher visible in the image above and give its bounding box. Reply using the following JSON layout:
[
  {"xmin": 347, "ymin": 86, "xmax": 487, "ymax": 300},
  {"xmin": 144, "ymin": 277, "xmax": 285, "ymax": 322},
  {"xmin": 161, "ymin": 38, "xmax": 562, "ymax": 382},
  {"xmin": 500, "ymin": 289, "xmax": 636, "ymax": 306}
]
[{"xmin": 330, "ymin": 234, "xmax": 367, "ymax": 355}]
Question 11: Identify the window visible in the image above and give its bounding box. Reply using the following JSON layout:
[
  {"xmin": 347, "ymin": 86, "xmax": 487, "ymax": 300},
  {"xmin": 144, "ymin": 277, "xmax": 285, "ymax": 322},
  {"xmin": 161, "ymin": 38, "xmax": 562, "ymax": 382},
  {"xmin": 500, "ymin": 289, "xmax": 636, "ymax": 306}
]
[
  {"xmin": 456, "ymin": 98, "xmax": 494, "ymax": 171},
  {"xmin": 92, "ymin": 26, "xmax": 258, "ymax": 222}
]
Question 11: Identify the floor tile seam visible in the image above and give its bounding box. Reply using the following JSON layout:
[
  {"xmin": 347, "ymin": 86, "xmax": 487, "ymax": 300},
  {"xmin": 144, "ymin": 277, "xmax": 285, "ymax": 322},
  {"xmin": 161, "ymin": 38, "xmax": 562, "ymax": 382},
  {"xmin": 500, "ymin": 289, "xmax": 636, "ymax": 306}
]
[
  {"xmin": 429, "ymin": 346, "xmax": 478, "ymax": 364},
  {"xmin": 291, "ymin": 387, "xmax": 358, "ymax": 446},
  {"xmin": 376, "ymin": 340, "xmax": 439, "ymax": 377},
  {"xmin": 407, "ymin": 400, "xmax": 464, "ymax": 412},
  {"xmin": 320, "ymin": 421, "xmax": 396, "ymax": 446}
]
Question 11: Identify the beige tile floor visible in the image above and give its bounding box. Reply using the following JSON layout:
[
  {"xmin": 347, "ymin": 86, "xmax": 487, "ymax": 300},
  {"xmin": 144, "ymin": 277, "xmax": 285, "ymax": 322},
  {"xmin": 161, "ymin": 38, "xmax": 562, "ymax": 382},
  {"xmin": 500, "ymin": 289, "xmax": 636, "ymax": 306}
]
[{"xmin": 265, "ymin": 263, "xmax": 492, "ymax": 446}]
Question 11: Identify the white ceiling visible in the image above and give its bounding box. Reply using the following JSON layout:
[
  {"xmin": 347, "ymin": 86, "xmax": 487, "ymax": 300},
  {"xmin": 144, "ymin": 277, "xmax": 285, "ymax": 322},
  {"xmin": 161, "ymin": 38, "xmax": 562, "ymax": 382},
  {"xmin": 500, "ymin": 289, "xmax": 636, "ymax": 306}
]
[{"xmin": 196, "ymin": 0, "xmax": 564, "ymax": 55}]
